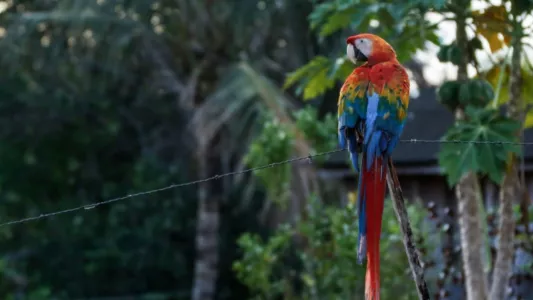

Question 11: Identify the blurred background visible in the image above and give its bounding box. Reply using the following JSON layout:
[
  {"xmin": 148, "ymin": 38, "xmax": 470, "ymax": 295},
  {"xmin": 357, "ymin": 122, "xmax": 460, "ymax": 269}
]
[{"xmin": 1, "ymin": 0, "xmax": 533, "ymax": 299}]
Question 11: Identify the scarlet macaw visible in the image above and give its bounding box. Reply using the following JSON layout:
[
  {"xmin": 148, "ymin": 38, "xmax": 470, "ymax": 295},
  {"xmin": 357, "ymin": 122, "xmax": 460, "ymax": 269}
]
[{"xmin": 338, "ymin": 33, "xmax": 410, "ymax": 300}]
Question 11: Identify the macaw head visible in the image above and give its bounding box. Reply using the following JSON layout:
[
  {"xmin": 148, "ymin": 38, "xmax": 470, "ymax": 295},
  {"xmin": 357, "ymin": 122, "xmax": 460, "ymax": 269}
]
[{"xmin": 346, "ymin": 33, "xmax": 396, "ymax": 65}]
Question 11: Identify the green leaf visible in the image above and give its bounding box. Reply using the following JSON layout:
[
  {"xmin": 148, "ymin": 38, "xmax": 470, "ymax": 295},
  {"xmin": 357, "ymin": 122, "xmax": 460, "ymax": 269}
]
[
  {"xmin": 308, "ymin": 2, "xmax": 335, "ymax": 31},
  {"xmin": 304, "ymin": 66, "xmax": 334, "ymax": 99},
  {"xmin": 309, "ymin": 3, "xmax": 381, "ymax": 38},
  {"xmin": 438, "ymin": 107, "xmax": 522, "ymax": 186},
  {"xmin": 318, "ymin": 6, "xmax": 359, "ymax": 37},
  {"xmin": 284, "ymin": 56, "xmax": 351, "ymax": 100},
  {"xmin": 284, "ymin": 56, "xmax": 329, "ymax": 90}
]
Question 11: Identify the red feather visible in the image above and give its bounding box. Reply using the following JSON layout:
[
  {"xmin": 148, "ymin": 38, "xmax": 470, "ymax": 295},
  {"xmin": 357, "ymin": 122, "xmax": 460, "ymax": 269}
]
[{"xmin": 362, "ymin": 157, "xmax": 386, "ymax": 300}]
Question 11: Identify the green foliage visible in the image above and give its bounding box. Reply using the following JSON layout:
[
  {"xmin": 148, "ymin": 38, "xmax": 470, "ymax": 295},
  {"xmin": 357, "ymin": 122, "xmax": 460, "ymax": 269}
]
[
  {"xmin": 436, "ymin": 30, "xmax": 519, "ymax": 186},
  {"xmin": 293, "ymin": 106, "xmax": 338, "ymax": 157},
  {"xmin": 309, "ymin": 1, "xmax": 445, "ymax": 40},
  {"xmin": 438, "ymin": 107, "xmax": 522, "ymax": 186},
  {"xmin": 284, "ymin": 56, "xmax": 352, "ymax": 100},
  {"xmin": 284, "ymin": 0, "xmax": 441, "ymax": 100},
  {"xmin": 233, "ymin": 225, "xmax": 293, "ymax": 298},
  {"xmin": 244, "ymin": 106, "xmax": 337, "ymax": 206},
  {"xmin": 245, "ymin": 118, "xmax": 294, "ymax": 206},
  {"xmin": 309, "ymin": 2, "xmax": 379, "ymax": 37},
  {"xmin": 233, "ymin": 196, "xmax": 431, "ymax": 300}
]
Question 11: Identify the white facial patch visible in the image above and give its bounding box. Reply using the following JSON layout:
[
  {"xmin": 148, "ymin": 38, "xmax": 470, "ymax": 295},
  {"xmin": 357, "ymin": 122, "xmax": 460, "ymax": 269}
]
[
  {"xmin": 355, "ymin": 38, "xmax": 373, "ymax": 58},
  {"xmin": 346, "ymin": 44, "xmax": 357, "ymax": 64}
]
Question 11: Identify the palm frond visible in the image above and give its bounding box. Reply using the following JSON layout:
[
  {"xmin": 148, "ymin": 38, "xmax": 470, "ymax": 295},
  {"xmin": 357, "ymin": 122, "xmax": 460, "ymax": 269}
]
[{"xmin": 190, "ymin": 62, "xmax": 295, "ymax": 148}]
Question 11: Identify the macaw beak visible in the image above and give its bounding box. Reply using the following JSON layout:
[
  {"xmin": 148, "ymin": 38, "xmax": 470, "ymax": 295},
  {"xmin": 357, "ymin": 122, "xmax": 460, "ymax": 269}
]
[
  {"xmin": 346, "ymin": 36, "xmax": 368, "ymax": 64},
  {"xmin": 346, "ymin": 35, "xmax": 357, "ymax": 44}
]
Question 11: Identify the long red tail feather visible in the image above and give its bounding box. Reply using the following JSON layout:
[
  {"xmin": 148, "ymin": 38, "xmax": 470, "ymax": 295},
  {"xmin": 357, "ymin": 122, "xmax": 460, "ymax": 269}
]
[{"xmin": 363, "ymin": 157, "xmax": 386, "ymax": 300}]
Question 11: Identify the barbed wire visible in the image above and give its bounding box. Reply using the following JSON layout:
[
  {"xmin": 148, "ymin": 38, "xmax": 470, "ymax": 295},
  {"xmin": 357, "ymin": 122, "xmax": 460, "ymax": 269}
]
[
  {"xmin": 402, "ymin": 139, "xmax": 533, "ymax": 145},
  {"xmin": 1, "ymin": 138, "xmax": 533, "ymax": 228}
]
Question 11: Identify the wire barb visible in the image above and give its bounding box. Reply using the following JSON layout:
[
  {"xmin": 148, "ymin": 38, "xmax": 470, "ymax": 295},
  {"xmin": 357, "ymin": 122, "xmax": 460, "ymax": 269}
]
[{"xmin": 1, "ymin": 138, "xmax": 532, "ymax": 227}]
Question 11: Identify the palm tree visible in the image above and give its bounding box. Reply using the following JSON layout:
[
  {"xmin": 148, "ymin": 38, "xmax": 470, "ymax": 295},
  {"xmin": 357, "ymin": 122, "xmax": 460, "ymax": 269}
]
[
  {"xmin": 0, "ymin": 0, "xmax": 326, "ymax": 298},
  {"xmin": 186, "ymin": 2, "xmax": 321, "ymax": 299}
]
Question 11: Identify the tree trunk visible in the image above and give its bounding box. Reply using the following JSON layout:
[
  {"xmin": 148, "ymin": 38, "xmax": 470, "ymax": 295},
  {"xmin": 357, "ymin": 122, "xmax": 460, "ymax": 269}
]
[
  {"xmin": 489, "ymin": 7, "xmax": 523, "ymax": 299},
  {"xmin": 490, "ymin": 165, "xmax": 519, "ymax": 300},
  {"xmin": 192, "ymin": 147, "xmax": 220, "ymax": 300},
  {"xmin": 454, "ymin": 1, "xmax": 489, "ymax": 298},
  {"xmin": 456, "ymin": 173, "xmax": 489, "ymax": 299}
]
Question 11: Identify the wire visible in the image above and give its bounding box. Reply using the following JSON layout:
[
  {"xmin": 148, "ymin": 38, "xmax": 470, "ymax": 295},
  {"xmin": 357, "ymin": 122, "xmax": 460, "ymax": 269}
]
[
  {"xmin": 1, "ymin": 138, "xmax": 532, "ymax": 227},
  {"xmin": 0, "ymin": 148, "xmax": 343, "ymax": 227},
  {"xmin": 401, "ymin": 139, "xmax": 533, "ymax": 145}
]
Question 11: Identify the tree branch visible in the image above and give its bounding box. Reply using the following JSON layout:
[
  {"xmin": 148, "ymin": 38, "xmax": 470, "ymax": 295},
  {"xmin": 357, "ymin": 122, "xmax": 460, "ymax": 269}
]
[{"xmin": 386, "ymin": 157, "xmax": 430, "ymax": 300}]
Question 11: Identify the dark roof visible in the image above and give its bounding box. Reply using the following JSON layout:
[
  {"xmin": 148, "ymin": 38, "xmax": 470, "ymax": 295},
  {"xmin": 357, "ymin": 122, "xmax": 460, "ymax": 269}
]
[{"xmin": 326, "ymin": 87, "xmax": 533, "ymax": 167}]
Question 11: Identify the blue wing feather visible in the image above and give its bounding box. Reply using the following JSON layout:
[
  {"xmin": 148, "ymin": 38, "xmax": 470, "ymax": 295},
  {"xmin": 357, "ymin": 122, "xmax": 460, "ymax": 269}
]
[{"xmin": 338, "ymin": 92, "xmax": 364, "ymax": 172}]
